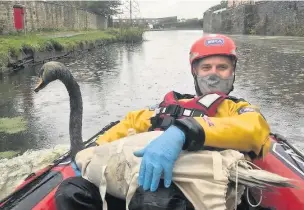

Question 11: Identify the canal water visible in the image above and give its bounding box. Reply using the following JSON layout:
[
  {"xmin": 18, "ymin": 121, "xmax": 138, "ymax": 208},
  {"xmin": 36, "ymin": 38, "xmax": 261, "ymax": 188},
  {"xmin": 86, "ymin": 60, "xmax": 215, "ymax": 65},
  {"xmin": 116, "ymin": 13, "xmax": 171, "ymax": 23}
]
[{"xmin": 0, "ymin": 30, "xmax": 303, "ymax": 199}]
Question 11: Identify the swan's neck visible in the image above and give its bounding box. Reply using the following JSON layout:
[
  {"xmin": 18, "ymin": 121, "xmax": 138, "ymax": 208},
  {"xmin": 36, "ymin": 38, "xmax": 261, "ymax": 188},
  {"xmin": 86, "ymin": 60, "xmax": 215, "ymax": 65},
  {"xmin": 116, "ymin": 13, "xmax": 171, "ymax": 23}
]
[{"xmin": 62, "ymin": 76, "xmax": 84, "ymax": 157}]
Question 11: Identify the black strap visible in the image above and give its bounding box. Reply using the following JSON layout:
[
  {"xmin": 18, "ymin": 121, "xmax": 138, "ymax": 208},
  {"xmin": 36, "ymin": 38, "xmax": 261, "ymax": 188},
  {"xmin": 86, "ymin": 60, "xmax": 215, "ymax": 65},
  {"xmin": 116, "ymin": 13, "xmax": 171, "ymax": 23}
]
[
  {"xmin": 150, "ymin": 104, "xmax": 206, "ymax": 131},
  {"xmin": 149, "ymin": 115, "xmax": 175, "ymax": 131},
  {"xmin": 159, "ymin": 105, "xmax": 205, "ymax": 118},
  {"xmin": 160, "ymin": 105, "xmax": 183, "ymax": 117}
]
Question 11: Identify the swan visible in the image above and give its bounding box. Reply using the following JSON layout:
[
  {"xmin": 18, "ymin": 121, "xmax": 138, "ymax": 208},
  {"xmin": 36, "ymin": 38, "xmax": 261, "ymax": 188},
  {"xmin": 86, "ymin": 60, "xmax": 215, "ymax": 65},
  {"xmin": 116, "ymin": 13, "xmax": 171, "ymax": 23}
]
[{"xmin": 34, "ymin": 61, "xmax": 84, "ymax": 158}]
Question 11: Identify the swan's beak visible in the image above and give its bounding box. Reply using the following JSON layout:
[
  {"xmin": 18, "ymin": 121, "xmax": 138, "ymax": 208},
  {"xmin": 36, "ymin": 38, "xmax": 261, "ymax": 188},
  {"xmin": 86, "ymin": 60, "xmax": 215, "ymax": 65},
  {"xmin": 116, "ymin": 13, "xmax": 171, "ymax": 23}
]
[{"xmin": 34, "ymin": 78, "xmax": 46, "ymax": 93}]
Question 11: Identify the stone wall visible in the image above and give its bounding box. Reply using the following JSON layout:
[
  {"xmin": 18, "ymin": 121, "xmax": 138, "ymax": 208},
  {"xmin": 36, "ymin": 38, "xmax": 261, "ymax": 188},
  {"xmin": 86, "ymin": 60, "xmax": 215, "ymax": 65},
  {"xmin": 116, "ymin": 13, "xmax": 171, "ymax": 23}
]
[
  {"xmin": 203, "ymin": 6, "xmax": 246, "ymax": 34},
  {"xmin": 203, "ymin": 1, "xmax": 304, "ymax": 36},
  {"xmin": 0, "ymin": 1, "xmax": 108, "ymax": 34}
]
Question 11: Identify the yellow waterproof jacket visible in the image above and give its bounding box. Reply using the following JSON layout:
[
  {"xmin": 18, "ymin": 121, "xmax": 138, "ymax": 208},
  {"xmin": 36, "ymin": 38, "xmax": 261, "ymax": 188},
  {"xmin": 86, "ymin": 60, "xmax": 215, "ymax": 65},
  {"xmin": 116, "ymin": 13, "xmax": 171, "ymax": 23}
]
[{"xmin": 96, "ymin": 94, "xmax": 271, "ymax": 158}]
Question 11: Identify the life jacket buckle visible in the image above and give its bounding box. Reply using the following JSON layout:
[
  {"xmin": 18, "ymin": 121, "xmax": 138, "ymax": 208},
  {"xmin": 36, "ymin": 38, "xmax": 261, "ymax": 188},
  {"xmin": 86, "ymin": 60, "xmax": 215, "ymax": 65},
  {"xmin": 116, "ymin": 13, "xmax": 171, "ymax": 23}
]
[{"xmin": 166, "ymin": 104, "xmax": 183, "ymax": 117}]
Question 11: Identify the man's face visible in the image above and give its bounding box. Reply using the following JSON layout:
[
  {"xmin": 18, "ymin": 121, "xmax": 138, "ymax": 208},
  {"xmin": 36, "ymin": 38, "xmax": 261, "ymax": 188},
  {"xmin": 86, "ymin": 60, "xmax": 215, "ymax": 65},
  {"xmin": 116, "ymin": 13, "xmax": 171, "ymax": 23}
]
[{"xmin": 193, "ymin": 55, "xmax": 234, "ymax": 78}]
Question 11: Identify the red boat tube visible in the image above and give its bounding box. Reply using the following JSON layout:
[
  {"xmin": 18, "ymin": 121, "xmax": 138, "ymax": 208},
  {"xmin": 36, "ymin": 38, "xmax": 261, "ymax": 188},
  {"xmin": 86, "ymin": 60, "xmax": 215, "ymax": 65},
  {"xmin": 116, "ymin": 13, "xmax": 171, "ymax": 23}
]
[
  {"xmin": 1, "ymin": 131, "xmax": 303, "ymax": 210},
  {"xmin": 251, "ymin": 133, "xmax": 304, "ymax": 210}
]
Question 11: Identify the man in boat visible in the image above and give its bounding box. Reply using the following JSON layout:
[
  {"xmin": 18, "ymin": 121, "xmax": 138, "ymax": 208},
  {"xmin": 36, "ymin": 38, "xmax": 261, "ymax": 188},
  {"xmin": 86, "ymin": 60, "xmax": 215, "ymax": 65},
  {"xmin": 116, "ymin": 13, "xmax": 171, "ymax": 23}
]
[{"xmin": 55, "ymin": 34, "xmax": 271, "ymax": 210}]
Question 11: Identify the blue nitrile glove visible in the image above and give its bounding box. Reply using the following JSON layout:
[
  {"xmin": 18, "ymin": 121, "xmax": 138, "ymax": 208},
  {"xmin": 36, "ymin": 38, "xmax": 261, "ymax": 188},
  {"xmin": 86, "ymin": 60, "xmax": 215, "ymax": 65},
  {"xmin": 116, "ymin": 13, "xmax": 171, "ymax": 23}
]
[
  {"xmin": 133, "ymin": 125, "xmax": 185, "ymax": 192},
  {"xmin": 71, "ymin": 161, "xmax": 81, "ymax": 177}
]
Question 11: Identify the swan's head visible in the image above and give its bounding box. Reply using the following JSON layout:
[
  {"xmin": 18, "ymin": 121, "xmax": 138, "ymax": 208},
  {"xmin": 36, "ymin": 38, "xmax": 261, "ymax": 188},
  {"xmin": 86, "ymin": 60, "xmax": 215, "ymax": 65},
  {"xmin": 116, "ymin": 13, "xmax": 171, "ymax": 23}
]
[{"xmin": 34, "ymin": 61, "xmax": 69, "ymax": 93}]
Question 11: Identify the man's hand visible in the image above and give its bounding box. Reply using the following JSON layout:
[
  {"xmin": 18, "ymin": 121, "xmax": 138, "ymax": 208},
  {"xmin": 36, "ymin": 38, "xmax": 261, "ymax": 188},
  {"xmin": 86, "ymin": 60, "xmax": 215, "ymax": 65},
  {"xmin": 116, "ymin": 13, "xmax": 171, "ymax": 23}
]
[{"xmin": 133, "ymin": 125, "xmax": 185, "ymax": 192}]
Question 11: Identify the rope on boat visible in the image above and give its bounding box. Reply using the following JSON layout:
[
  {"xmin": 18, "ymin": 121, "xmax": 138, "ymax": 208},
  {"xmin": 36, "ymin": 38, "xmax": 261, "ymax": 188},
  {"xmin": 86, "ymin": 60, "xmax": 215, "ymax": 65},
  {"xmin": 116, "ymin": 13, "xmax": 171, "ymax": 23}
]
[{"xmin": 234, "ymin": 160, "xmax": 263, "ymax": 210}]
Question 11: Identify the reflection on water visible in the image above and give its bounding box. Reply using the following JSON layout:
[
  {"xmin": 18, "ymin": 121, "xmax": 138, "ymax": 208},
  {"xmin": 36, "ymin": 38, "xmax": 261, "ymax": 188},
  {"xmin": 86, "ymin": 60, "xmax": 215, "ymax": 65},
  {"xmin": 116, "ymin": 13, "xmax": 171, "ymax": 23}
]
[{"xmin": 0, "ymin": 31, "xmax": 303, "ymax": 199}]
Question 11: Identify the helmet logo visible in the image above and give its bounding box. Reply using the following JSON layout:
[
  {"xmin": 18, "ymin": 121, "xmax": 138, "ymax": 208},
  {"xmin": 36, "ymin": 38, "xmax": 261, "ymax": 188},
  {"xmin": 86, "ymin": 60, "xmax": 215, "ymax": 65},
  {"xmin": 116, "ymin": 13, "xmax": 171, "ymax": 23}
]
[{"xmin": 205, "ymin": 38, "xmax": 224, "ymax": 46}]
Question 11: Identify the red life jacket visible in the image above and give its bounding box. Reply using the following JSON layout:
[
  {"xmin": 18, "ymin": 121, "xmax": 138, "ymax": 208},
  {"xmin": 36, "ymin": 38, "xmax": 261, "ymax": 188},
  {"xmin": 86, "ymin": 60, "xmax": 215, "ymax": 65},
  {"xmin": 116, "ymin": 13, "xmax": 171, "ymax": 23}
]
[{"xmin": 150, "ymin": 91, "xmax": 229, "ymax": 130}]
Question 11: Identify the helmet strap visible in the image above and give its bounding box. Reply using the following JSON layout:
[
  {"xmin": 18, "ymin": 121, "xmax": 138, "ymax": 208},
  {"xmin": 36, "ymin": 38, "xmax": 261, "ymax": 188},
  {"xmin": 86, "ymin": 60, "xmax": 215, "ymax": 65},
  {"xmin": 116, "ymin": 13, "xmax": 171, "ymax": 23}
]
[
  {"xmin": 193, "ymin": 75, "xmax": 203, "ymax": 96},
  {"xmin": 230, "ymin": 59, "xmax": 237, "ymax": 92}
]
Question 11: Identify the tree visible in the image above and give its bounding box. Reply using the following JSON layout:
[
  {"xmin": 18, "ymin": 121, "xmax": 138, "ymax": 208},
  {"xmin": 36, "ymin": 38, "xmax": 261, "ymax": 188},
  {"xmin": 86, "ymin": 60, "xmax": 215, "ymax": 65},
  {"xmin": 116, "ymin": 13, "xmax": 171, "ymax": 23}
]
[
  {"xmin": 220, "ymin": 0, "xmax": 228, "ymax": 8},
  {"xmin": 81, "ymin": 1, "xmax": 122, "ymax": 17},
  {"xmin": 208, "ymin": 0, "xmax": 228, "ymax": 12}
]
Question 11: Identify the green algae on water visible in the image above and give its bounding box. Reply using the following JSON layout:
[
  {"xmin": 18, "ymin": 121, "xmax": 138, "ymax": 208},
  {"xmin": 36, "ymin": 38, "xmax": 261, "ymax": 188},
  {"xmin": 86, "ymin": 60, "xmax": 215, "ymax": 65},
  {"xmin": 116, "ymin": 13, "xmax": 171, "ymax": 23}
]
[
  {"xmin": 0, "ymin": 150, "xmax": 21, "ymax": 159},
  {"xmin": 0, "ymin": 117, "xmax": 27, "ymax": 134}
]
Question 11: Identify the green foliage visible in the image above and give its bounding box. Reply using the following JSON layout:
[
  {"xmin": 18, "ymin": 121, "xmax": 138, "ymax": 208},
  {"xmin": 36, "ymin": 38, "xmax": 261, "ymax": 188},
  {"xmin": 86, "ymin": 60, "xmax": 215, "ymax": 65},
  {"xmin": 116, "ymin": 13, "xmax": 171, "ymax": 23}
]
[
  {"xmin": 80, "ymin": 1, "xmax": 122, "ymax": 16},
  {"xmin": 208, "ymin": 0, "xmax": 228, "ymax": 12},
  {"xmin": 220, "ymin": 0, "xmax": 228, "ymax": 8},
  {"xmin": 115, "ymin": 27, "xmax": 144, "ymax": 42}
]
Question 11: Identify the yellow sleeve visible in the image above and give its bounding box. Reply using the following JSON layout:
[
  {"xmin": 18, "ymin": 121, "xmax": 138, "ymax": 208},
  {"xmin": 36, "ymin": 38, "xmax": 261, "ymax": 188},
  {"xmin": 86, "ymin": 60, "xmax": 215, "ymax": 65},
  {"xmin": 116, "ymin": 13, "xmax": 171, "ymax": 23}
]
[
  {"xmin": 175, "ymin": 101, "xmax": 271, "ymax": 158},
  {"xmin": 96, "ymin": 109, "xmax": 154, "ymax": 145}
]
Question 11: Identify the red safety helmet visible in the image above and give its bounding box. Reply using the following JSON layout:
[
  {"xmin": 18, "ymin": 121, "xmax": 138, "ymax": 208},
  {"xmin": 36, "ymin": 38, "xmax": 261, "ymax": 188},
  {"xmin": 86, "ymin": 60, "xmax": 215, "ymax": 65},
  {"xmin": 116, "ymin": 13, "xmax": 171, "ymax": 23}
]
[
  {"xmin": 189, "ymin": 34, "xmax": 237, "ymax": 95},
  {"xmin": 189, "ymin": 34, "xmax": 237, "ymax": 73}
]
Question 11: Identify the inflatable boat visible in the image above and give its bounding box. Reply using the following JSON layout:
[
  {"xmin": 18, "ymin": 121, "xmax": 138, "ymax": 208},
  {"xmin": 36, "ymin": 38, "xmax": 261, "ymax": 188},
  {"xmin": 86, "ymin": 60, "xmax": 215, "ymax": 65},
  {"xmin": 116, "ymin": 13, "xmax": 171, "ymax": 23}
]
[{"xmin": 1, "ymin": 61, "xmax": 303, "ymax": 210}]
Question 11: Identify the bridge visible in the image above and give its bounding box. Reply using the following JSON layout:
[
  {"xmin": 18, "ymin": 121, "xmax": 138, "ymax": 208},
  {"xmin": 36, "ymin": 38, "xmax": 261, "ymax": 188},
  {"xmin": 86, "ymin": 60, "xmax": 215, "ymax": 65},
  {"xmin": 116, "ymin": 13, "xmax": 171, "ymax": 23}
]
[
  {"xmin": 113, "ymin": 1, "xmax": 178, "ymax": 28},
  {"xmin": 113, "ymin": 16, "xmax": 178, "ymax": 28}
]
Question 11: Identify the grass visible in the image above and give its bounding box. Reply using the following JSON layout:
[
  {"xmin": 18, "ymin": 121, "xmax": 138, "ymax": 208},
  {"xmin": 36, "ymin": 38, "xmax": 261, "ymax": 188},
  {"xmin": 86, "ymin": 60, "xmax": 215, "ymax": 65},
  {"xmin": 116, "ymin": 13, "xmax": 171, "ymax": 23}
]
[{"xmin": 0, "ymin": 28, "xmax": 144, "ymax": 72}]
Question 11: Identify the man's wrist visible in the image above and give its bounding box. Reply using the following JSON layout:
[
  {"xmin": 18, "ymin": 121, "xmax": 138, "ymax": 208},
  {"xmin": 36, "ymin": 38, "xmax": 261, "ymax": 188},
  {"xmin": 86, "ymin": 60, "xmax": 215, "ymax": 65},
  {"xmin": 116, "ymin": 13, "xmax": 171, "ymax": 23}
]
[{"xmin": 173, "ymin": 118, "xmax": 205, "ymax": 151}]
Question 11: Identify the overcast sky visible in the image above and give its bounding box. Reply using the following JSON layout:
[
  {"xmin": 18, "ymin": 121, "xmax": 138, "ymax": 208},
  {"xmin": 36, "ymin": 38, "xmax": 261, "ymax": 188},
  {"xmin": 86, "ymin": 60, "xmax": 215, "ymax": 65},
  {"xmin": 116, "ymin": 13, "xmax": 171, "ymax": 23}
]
[{"xmin": 117, "ymin": 0, "xmax": 222, "ymax": 19}]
